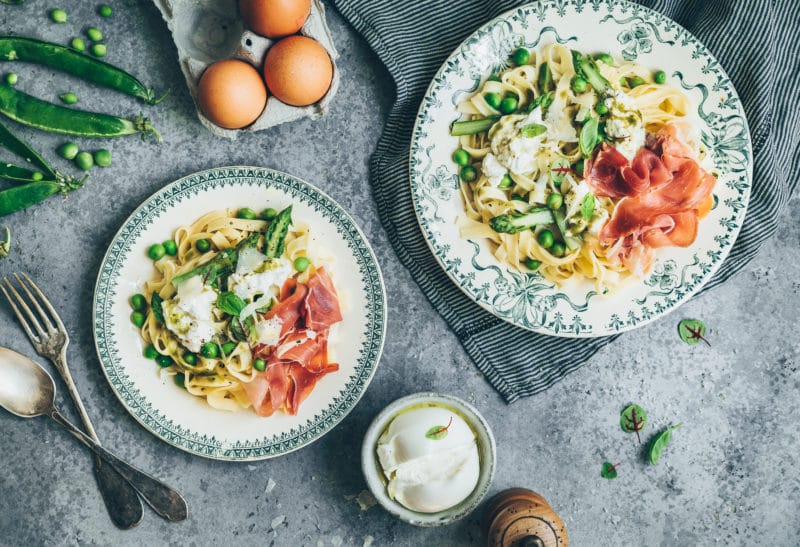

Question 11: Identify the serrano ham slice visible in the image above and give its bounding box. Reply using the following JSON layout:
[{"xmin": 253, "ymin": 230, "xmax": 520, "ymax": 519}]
[
  {"xmin": 304, "ymin": 267, "xmax": 343, "ymax": 331},
  {"xmin": 265, "ymin": 278, "xmax": 308, "ymax": 336}
]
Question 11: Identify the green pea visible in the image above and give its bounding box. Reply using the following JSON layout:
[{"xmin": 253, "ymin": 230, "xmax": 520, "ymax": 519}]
[
  {"xmin": 221, "ymin": 341, "xmax": 237, "ymax": 355},
  {"xmin": 57, "ymin": 142, "xmax": 79, "ymax": 160},
  {"xmin": 460, "ymin": 165, "xmax": 477, "ymax": 183},
  {"xmin": 59, "ymin": 92, "xmax": 78, "ymax": 105},
  {"xmin": 550, "ymin": 241, "xmax": 566, "ymax": 257},
  {"xmin": 571, "ymin": 77, "xmax": 588, "ymax": 94},
  {"xmin": 98, "ymin": 4, "xmax": 112, "ymax": 17},
  {"xmin": 130, "ymin": 293, "xmax": 146, "ymax": 310},
  {"xmin": 174, "ymin": 373, "xmax": 185, "ymax": 388},
  {"xmin": 546, "ymin": 193, "xmax": 563, "ymax": 210},
  {"xmin": 94, "ymin": 149, "xmax": 112, "ymax": 167},
  {"xmin": 237, "ymin": 207, "xmax": 257, "ymax": 220},
  {"xmin": 50, "ymin": 9, "xmax": 67, "ymax": 23},
  {"xmin": 596, "ymin": 53, "xmax": 614, "ymax": 66},
  {"xmin": 70, "ymin": 37, "xmax": 86, "ymax": 52},
  {"xmin": 452, "ymin": 149, "xmax": 470, "ymax": 166},
  {"xmin": 484, "ymin": 92, "xmax": 502, "ymax": 110},
  {"xmin": 162, "ymin": 239, "xmax": 178, "ymax": 256},
  {"xmin": 293, "ymin": 256, "xmax": 310, "ymax": 272},
  {"xmin": 143, "ymin": 344, "xmax": 158, "ymax": 359},
  {"xmin": 499, "ymin": 96, "xmax": 518, "ymax": 114},
  {"xmin": 574, "ymin": 159, "xmax": 585, "ymax": 177},
  {"xmin": 74, "ymin": 151, "xmax": 93, "ymax": 170},
  {"xmin": 498, "ymin": 174, "xmax": 513, "ymax": 189},
  {"xmin": 628, "ymin": 76, "xmax": 645, "ymax": 88},
  {"xmin": 537, "ymin": 229, "xmax": 554, "ymax": 249},
  {"xmin": 511, "ymin": 194, "xmax": 528, "ymax": 202},
  {"xmin": 620, "ymin": 77, "xmax": 629, "ymax": 88},
  {"xmin": 260, "ymin": 207, "xmax": 278, "ymax": 221},
  {"xmin": 32, "ymin": 172, "xmax": 43, "ymax": 181},
  {"xmin": 200, "ymin": 342, "xmax": 219, "ymax": 359},
  {"xmin": 130, "ymin": 311, "xmax": 145, "ymax": 327},
  {"xmin": 86, "ymin": 27, "xmax": 103, "ymax": 42},
  {"xmin": 512, "ymin": 47, "xmax": 530, "ymax": 66},
  {"xmin": 253, "ymin": 358, "xmax": 267, "ymax": 371},
  {"xmin": 487, "ymin": 75, "xmax": 502, "ymax": 83},
  {"xmin": 5, "ymin": 73, "xmax": 17, "ymax": 86},
  {"xmin": 595, "ymin": 102, "xmax": 609, "ymax": 115},
  {"xmin": 90, "ymin": 43, "xmax": 107, "ymax": 57},
  {"xmin": 654, "ymin": 70, "xmax": 667, "ymax": 84},
  {"xmin": 147, "ymin": 243, "xmax": 166, "ymax": 260},
  {"xmin": 524, "ymin": 258, "xmax": 541, "ymax": 271},
  {"xmin": 155, "ymin": 354, "xmax": 173, "ymax": 368},
  {"xmin": 183, "ymin": 352, "xmax": 197, "ymax": 365},
  {"xmin": 195, "ymin": 238, "xmax": 211, "ymax": 253}
]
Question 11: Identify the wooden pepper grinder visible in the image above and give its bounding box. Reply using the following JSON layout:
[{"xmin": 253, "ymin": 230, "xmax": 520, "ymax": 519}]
[{"xmin": 483, "ymin": 488, "xmax": 568, "ymax": 547}]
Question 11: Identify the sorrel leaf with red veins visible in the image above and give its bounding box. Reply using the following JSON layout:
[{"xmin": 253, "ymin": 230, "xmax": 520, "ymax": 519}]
[
  {"xmin": 620, "ymin": 404, "xmax": 647, "ymax": 444},
  {"xmin": 425, "ymin": 416, "xmax": 453, "ymax": 441},
  {"xmin": 550, "ymin": 157, "xmax": 571, "ymax": 183},
  {"xmin": 649, "ymin": 423, "xmax": 682, "ymax": 465},
  {"xmin": 678, "ymin": 319, "xmax": 710, "ymax": 346},
  {"xmin": 601, "ymin": 462, "xmax": 619, "ymax": 479}
]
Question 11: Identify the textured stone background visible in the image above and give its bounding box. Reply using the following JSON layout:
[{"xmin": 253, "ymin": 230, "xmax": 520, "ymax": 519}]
[{"xmin": 0, "ymin": 1, "xmax": 798, "ymax": 546}]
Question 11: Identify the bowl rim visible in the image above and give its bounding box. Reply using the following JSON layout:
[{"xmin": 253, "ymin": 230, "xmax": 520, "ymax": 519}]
[{"xmin": 361, "ymin": 392, "xmax": 496, "ymax": 527}]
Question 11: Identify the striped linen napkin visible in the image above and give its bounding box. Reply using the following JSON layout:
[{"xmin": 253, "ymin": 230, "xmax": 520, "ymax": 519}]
[{"xmin": 330, "ymin": 0, "xmax": 800, "ymax": 401}]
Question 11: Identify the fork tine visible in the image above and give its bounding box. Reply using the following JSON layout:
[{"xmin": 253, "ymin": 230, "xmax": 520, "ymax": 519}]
[
  {"xmin": 0, "ymin": 278, "xmax": 42, "ymax": 342},
  {"xmin": 17, "ymin": 273, "xmax": 63, "ymax": 331},
  {"xmin": 13, "ymin": 273, "xmax": 56, "ymax": 332}
]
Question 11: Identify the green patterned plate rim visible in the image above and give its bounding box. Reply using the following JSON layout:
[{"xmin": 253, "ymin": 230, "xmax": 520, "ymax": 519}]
[
  {"xmin": 93, "ymin": 166, "xmax": 387, "ymax": 460},
  {"xmin": 409, "ymin": 0, "xmax": 752, "ymax": 337}
]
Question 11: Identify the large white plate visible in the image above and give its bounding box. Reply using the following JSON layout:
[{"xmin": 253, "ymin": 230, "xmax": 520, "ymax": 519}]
[
  {"xmin": 93, "ymin": 167, "xmax": 386, "ymax": 460},
  {"xmin": 410, "ymin": 0, "xmax": 752, "ymax": 337}
]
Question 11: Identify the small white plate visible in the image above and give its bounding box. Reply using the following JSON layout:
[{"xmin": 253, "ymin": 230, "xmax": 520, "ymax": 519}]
[{"xmin": 93, "ymin": 166, "xmax": 386, "ymax": 460}]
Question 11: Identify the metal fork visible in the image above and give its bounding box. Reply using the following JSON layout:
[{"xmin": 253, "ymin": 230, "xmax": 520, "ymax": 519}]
[{"xmin": 1, "ymin": 273, "xmax": 187, "ymax": 526}]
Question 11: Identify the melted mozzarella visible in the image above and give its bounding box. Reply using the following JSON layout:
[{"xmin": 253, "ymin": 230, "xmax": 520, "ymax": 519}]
[
  {"xmin": 229, "ymin": 256, "xmax": 292, "ymax": 302},
  {"xmin": 163, "ymin": 276, "xmax": 218, "ymax": 352},
  {"xmin": 481, "ymin": 153, "xmax": 507, "ymax": 186}
]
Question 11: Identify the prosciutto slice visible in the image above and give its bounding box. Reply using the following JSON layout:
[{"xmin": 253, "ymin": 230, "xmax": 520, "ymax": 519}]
[{"xmin": 304, "ymin": 267, "xmax": 343, "ymax": 331}]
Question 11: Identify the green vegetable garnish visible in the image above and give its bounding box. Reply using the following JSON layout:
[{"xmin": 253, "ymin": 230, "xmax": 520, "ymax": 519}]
[
  {"xmin": 484, "ymin": 92, "xmax": 502, "ymax": 110},
  {"xmin": 143, "ymin": 344, "xmax": 158, "ymax": 359},
  {"xmin": 90, "ymin": 43, "xmax": 107, "ymax": 57},
  {"xmin": 216, "ymin": 292, "xmax": 246, "ymax": 316},
  {"xmin": 579, "ymin": 116, "xmax": 600, "ymax": 157},
  {"xmin": 70, "ymin": 37, "xmax": 86, "ymax": 52},
  {"xmin": 512, "ymin": 47, "xmax": 530, "ymax": 66},
  {"xmin": 600, "ymin": 462, "xmax": 619, "ymax": 479},
  {"xmin": 253, "ymin": 358, "xmax": 266, "ymax": 372},
  {"xmin": 460, "ymin": 165, "xmax": 477, "ymax": 182},
  {"xmin": 581, "ymin": 193, "xmax": 595, "ymax": 221},
  {"xmin": 293, "ymin": 256, "xmax": 310, "ymax": 272},
  {"xmin": 678, "ymin": 319, "xmax": 710, "ymax": 346},
  {"xmin": 648, "ymin": 423, "xmax": 682, "ymax": 465},
  {"xmin": 237, "ymin": 207, "xmax": 257, "ymax": 220},
  {"xmin": 50, "ymin": 8, "xmax": 67, "ymax": 23},
  {"xmin": 549, "ymin": 158, "xmax": 571, "ymax": 183},
  {"xmin": 130, "ymin": 311, "xmax": 145, "ymax": 327},
  {"xmin": 620, "ymin": 403, "xmax": 647, "ymax": 444},
  {"xmin": 537, "ymin": 62, "xmax": 553, "ymax": 94},
  {"xmin": 524, "ymin": 258, "xmax": 541, "ymax": 271},
  {"xmin": 155, "ymin": 354, "xmax": 173, "ymax": 368},
  {"xmin": 150, "ymin": 292, "xmax": 164, "ymax": 324},
  {"xmin": 490, "ymin": 207, "xmax": 553, "ymax": 234},
  {"xmin": 172, "ymin": 234, "xmax": 258, "ymax": 287},
  {"xmin": 195, "ymin": 238, "xmax": 211, "ymax": 253},
  {"xmin": 130, "ymin": 293, "xmax": 146, "ymax": 310},
  {"xmin": 162, "ymin": 240, "xmax": 177, "ymax": 256},
  {"xmin": 147, "ymin": 243, "xmax": 165, "ymax": 261},
  {"xmin": 98, "ymin": 4, "xmax": 112, "ymax": 17},
  {"xmin": 260, "ymin": 207, "xmax": 278, "ymax": 221},
  {"xmin": 57, "ymin": 142, "xmax": 79, "ymax": 160},
  {"xmin": 499, "ymin": 96, "xmax": 518, "ymax": 114},
  {"xmin": 59, "ymin": 92, "xmax": 78, "ymax": 105},
  {"xmin": 200, "ymin": 342, "xmax": 219, "ymax": 359},
  {"xmin": 452, "ymin": 148, "xmax": 470, "ymax": 166},
  {"xmin": 86, "ymin": 27, "xmax": 103, "ymax": 42},
  {"xmin": 450, "ymin": 116, "xmax": 501, "ymax": 136},
  {"xmin": 264, "ymin": 206, "xmax": 293, "ymax": 259},
  {"xmin": 94, "ymin": 149, "xmax": 111, "ymax": 167},
  {"xmin": 520, "ymin": 123, "xmax": 547, "ymax": 138},
  {"xmin": 425, "ymin": 416, "xmax": 453, "ymax": 441},
  {"xmin": 654, "ymin": 70, "xmax": 667, "ymax": 84},
  {"xmin": 5, "ymin": 73, "xmax": 17, "ymax": 86},
  {"xmin": 571, "ymin": 50, "xmax": 610, "ymax": 94},
  {"xmin": 74, "ymin": 150, "xmax": 93, "ymax": 170}
]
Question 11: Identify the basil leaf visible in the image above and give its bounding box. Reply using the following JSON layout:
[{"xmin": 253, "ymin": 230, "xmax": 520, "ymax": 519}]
[
  {"xmin": 581, "ymin": 193, "xmax": 595, "ymax": 221},
  {"xmin": 678, "ymin": 319, "xmax": 710, "ymax": 346},
  {"xmin": 150, "ymin": 292, "xmax": 164, "ymax": 324},
  {"xmin": 520, "ymin": 123, "xmax": 547, "ymax": 139},
  {"xmin": 216, "ymin": 292, "xmax": 246, "ymax": 316},
  {"xmin": 600, "ymin": 462, "xmax": 618, "ymax": 479},
  {"xmin": 579, "ymin": 115, "xmax": 599, "ymax": 157},
  {"xmin": 648, "ymin": 423, "xmax": 682, "ymax": 465}
]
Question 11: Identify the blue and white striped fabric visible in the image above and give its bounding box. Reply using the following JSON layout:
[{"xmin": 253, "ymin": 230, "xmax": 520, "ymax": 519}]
[{"xmin": 330, "ymin": 0, "xmax": 800, "ymax": 402}]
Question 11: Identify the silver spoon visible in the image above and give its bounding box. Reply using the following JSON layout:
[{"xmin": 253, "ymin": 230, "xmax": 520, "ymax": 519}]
[{"xmin": 0, "ymin": 347, "xmax": 188, "ymax": 522}]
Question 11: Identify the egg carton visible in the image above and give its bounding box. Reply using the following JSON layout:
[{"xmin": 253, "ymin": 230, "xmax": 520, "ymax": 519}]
[{"xmin": 151, "ymin": 0, "xmax": 340, "ymax": 139}]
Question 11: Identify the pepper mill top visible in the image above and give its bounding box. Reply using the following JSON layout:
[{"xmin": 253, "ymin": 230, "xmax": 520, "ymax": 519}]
[{"xmin": 483, "ymin": 488, "xmax": 568, "ymax": 547}]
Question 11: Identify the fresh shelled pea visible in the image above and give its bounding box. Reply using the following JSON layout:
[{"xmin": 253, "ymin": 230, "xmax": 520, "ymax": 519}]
[
  {"xmin": 260, "ymin": 207, "xmax": 277, "ymax": 221},
  {"xmin": 98, "ymin": 4, "xmax": 112, "ymax": 17},
  {"xmin": 86, "ymin": 28, "xmax": 103, "ymax": 42},
  {"xmin": 253, "ymin": 358, "xmax": 266, "ymax": 372},
  {"xmin": 571, "ymin": 77, "xmax": 588, "ymax": 94},
  {"xmin": 74, "ymin": 151, "xmax": 93, "ymax": 170},
  {"xmin": 460, "ymin": 165, "xmax": 477, "ymax": 182},
  {"xmin": 574, "ymin": 159, "xmax": 585, "ymax": 177},
  {"xmin": 90, "ymin": 43, "xmax": 107, "ymax": 57},
  {"xmin": 654, "ymin": 70, "xmax": 667, "ymax": 84},
  {"xmin": 50, "ymin": 9, "xmax": 67, "ymax": 23},
  {"xmin": 195, "ymin": 238, "xmax": 211, "ymax": 253},
  {"xmin": 57, "ymin": 142, "xmax": 79, "ymax": 160},
  {"xmin": 200, "ymin": 342, "xmax": 219, "ymax": 359},
  {"xmin": 293, "ymin": 256, "xmax": 310, "ymax": 272},
  {"xmin": 59, "ymin": 92, "xmax": 78, "ymax": 105},
  {"xmin": 130, "ymin": 311, "xmax": 145, "ymax": 327},
  {"xmin": 162, "ymin": 239, "xmax": 177, "ymax": 256},
  {"xmin": 155, "ymin": 354, "xmax": 173, "ymax": 368},
  {"xmin": 546, "ymin": 193, "xmax": 563, "ymax": 210},
  {"xmin": 595, "ymin": 53, "xmax": 614, "ymax": 66},
  {"xmin": 4, "ymin": 73, "xmax": 17, "ymax": 86},
  {"xmin": 499, "ymin": 95, "xmax": 518, "ymax": 114},
  {"xmin": 524, "ymin": 258, "xmax": 541, "ymax": 270},
  {"xmin": 183, "ymin": 352, "xmax": 197, "ymax": 365},
  {"xmin": 174, "ymin": 373, "xmax": 185, "ymax": 388},
  {"xmin": 94, "ymin": 149, "xmax": 111, "ymax": 167},
  {"xmin": 237, "ymin": 207, "xmax": 257, "ymax": 219},
  {"xmin": 143, "ymin": 344, "xmax": 158, "ymax": 359},
  {"xmin": 148, "ymin": 243, "xmax": 166, "ymax": 260},
  {"xmin": 550, "ymin": 241, "xmax": 566, "ymax": 257},
  {"xmin": 32, "ymin": 172, "xmax": 43, "ymax": 181},
  {"xmin": 484, "ymin": 92, "xmax": 502, "ymax": 110},
  {"xmin": 70, "ymin": 37, "xmax": 86, "ymax": 52},
  {"xmin": 512, "ymin": 47, "xmax": 530, "ymax": 66},
  {"xmin": 452, "ymin": 148, "xmax": 470, "ymax": 166},
  {"xmin": 498, "ymin": 174, "xmax": 513, "ymax": 189},
  {"xmin": 627, "ymin": 76, "xmax": 645, "ymax": 88},
  {"xmin": 130, "ymin": 293, "xmax": 146, "ymax": 310},
  {"xmin": 537, "ymin": 229, "xmax": 554, "ymax": 249},
  {"xmin": 221, "ymin": 341, "xmax": 237, "ymax": 355},
  {"xmin": 595, "ymin": 101, "xmax": 609, "ymax": 115}
]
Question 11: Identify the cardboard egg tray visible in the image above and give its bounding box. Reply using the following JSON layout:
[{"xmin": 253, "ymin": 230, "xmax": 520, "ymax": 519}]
[{"xmin": 151, "ymin": 0, "xmax": 340, "ymax": 138}]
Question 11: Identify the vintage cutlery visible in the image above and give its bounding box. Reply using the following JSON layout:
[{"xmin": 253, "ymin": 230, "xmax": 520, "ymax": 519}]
[{"xmin": 0, "ymin": 346, "xmax": 188, "ymax": 522}]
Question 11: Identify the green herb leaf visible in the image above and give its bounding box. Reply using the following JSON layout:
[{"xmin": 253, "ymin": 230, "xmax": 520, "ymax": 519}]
[
  {"xmin": 230, "ymin": 315, "xmax": 257, "ymax": 343},
  {"xmin": 150, "ymin": 292, "xmax": 164, "ymax": 324},
  {"xmin": 425, "ymin": 416, "xmax": 453, "ymax": 441},
  {"xmin": 550, "ymin": 158, "xmax": 571, "ymax": 183},
  {"xmin": 520, "ymin": 123, "xmax": 547, "ymax": 139},
  {"xmin": 600, "ymin": 462, "xmax": 619, "ymax": 479},
  {"xmin": 620, "ymin": 404, "xmax": 647, "ymax": 444},
  {"xmin": 579, "ymin": 116, "xmax": 600, "ymax": 157},
  {"xmin": 216, "ymin": 292, "xmax": 246, "ymax": 316},
  {"xmin": 678, "ymin": 319, "xmax": 710, "ymax": 346},
  {"xmin": 581, "ymin": 193, "xmax": 595, "ymax": 221},
  {"xmin": 648, "ymin": 423, "xmax": 682, "ymax": 465}
]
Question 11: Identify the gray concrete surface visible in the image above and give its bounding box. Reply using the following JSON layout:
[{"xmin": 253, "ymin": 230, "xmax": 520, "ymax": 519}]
[{"xmin": 1, "ymin": 1, "xmax": 798, "ymax": 545}]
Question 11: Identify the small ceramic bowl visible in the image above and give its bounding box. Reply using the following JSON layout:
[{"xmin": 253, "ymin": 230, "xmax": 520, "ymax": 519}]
[{"xmin": 361, "ymin": 392, "xmax": 496, "ymax": 527}]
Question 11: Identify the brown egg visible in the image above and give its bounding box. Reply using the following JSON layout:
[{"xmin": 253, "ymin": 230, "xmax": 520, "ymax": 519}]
[
  {"xmin": 239, "ymin": 0, "xmax": 311, "ymax": 39},
  {"xmin": 197, "ymin": 59, "xmax": 267, "ymax": 129},
  {"xmin": 263, "ymin": 36, "xmax": 333, "ymax": 106}
]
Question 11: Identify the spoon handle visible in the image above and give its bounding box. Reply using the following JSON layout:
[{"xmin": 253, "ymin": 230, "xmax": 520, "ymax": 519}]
[{"xmin": 50, "ymin": 409, "xmax": 189, "ymax": 522}]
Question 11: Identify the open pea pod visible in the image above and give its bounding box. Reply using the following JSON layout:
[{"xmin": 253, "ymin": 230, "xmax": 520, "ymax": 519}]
[
  {"xmin": 0, "ymin": 161, "xmax": 44, "ymax": 183},
  {"xmin": 0, "ymin": 118, "xmax": 54, "ymax": 177}
]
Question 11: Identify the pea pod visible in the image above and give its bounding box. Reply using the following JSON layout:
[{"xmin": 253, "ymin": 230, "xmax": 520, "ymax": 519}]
[
  {"xmin": 0, "ymin": 84, "xmax": 160, "ymax": 140},
  {"xmin": 0, "ymin": 118, "xmax": 54, "ymax": 176},
  {"xmin": 0, "ymin": 177, "xmax": 85, "ymax": 216},
  {"xmin": 0, "ymin": 161, "xmax": 43, "ymax": 183},
  {"xmin": 0, "ymin": 36, "xmax": 162, "ymax": 104}
]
